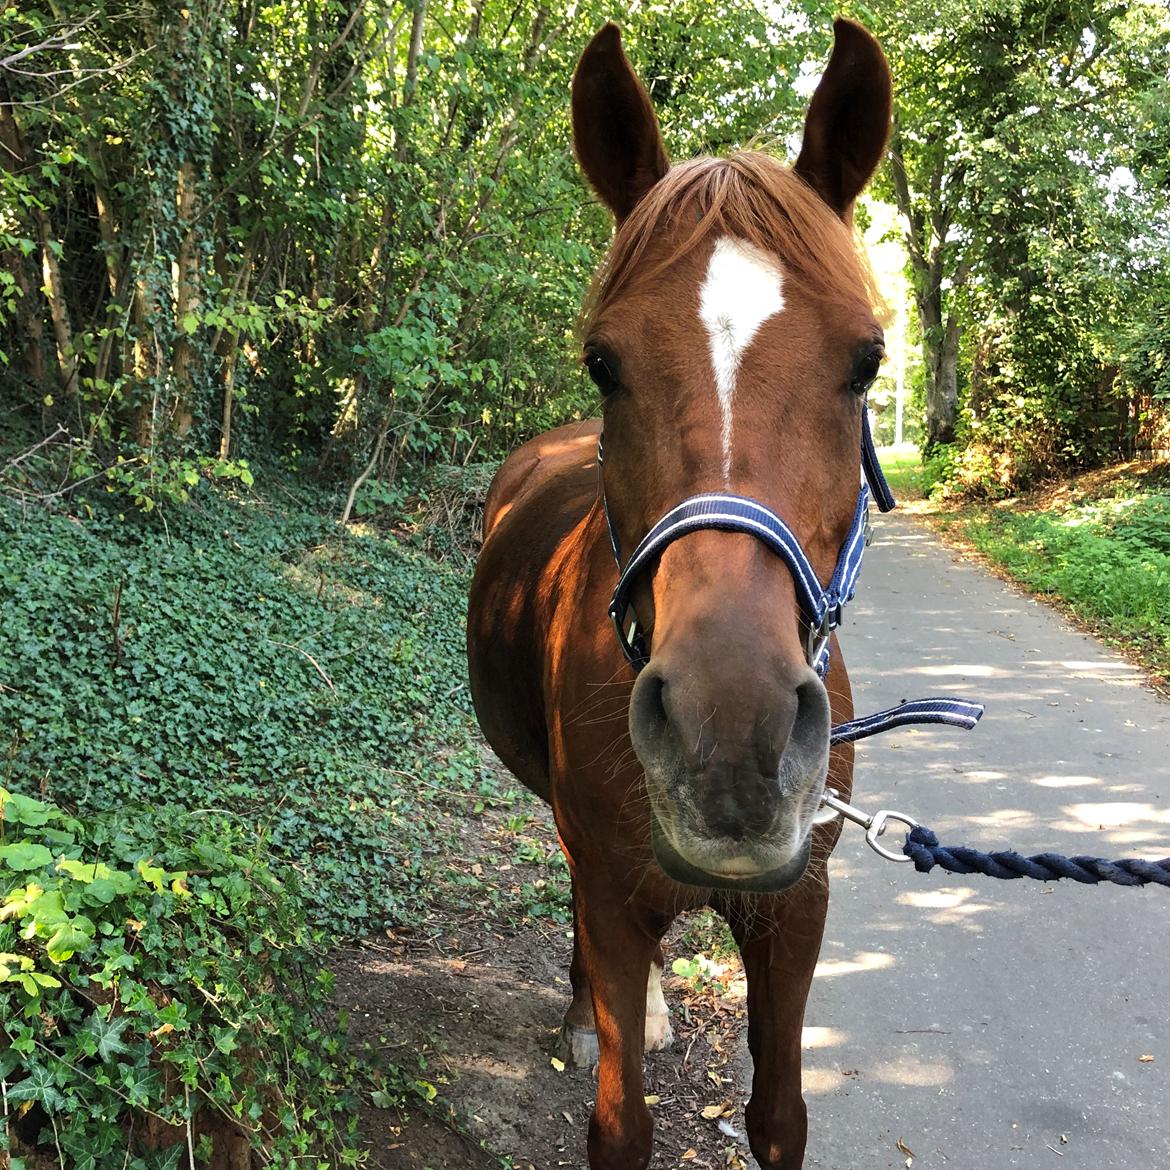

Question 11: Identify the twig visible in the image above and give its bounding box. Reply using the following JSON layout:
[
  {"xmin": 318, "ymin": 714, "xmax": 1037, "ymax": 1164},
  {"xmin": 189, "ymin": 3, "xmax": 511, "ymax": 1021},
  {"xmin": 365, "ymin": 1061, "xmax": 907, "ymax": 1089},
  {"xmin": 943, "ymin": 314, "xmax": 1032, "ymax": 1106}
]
[
  {"xmin": 266, "ymin": 640, "xmax": 334, "ymax": 690},
  {"xmin": 111, "ymin": 575, "xmax": 124, "ymax": 669},
  {"xmin": 6, "ymin": 424, "xmax": 69, "ymax": 466},
  {"xmin": 339, "ymin": 414, "xmax": 390, "ymax": 525}
]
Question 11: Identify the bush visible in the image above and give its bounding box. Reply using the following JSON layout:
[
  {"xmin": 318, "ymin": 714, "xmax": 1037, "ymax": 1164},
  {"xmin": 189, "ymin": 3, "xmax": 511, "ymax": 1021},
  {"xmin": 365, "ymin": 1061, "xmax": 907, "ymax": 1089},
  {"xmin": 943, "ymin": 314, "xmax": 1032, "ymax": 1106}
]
[{"xmin": 1, "ymin": 788, "xmax": 359, "ymax": 1168}]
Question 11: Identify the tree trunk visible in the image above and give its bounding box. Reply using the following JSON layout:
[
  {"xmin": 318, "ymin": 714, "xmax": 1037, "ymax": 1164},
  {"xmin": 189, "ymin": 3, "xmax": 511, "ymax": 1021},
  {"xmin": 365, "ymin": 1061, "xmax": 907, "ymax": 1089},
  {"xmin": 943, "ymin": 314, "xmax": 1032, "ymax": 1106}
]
[
  {"xmin": 888, "ymin": 117, "xmax": 961, "ymax": 453},
  {"xmin": 35, "ymin": 205, "xmax": 81, "ymax": 422},
  {"xmin": 171, "ymin": 157, "xmax": 200, "ymax": 438},
  {"xmin": 933, "ymin": 313, "xmax": 961, "ymax": 448}
]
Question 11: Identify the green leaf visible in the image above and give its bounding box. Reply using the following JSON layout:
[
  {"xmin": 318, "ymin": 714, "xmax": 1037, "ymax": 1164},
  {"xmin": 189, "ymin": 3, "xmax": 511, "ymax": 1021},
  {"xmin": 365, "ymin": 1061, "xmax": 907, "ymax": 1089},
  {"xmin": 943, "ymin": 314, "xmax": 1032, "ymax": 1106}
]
[
  {"xmin": 83, "ymin": 1011, "xmax": 132, "ymax": 1061},
  {"xmin": 0, "ymin": 790, "xmax": 56, "ymax": 827},
  {"xmin": 6, "ymin": 1062, "xmax": 66, "ymax": 1111},
  {"xmin": 44, "ymin": 914, "xmax": 95, "ymax": 963},
  {"xmin": 0, "ymin": 843, "xmax": 53, "ymax": 871},
  {"xmin": 137, "ymin": 859, "xmax": 167, "ymax": 891}
]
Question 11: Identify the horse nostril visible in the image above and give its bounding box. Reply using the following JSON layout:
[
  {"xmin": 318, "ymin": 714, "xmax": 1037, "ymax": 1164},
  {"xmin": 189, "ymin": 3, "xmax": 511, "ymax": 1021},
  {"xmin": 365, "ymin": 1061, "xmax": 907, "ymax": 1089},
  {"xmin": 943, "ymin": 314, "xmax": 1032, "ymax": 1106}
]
[
  {"xmin": 629, "ymin": 668, "xmax": 671, "ymax": 754},
  {"xmin": 788, "ymin": 676, "xmax": 832, "ymax": 760}
]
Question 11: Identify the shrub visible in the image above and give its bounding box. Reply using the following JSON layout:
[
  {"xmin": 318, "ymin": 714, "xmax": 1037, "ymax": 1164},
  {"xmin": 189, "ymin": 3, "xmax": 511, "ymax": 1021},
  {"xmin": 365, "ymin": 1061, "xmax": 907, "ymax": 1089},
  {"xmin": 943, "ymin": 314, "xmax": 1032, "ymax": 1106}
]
[{"xmin": 0, "ymin": 788, "xmax": 359, "ymax": 1168}]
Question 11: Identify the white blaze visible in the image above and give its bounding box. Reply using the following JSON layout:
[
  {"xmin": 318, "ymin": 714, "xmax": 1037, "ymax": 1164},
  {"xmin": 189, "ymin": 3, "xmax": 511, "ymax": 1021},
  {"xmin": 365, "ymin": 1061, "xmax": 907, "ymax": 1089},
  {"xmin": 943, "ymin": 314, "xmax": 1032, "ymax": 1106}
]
[{"xmin": 698, "ymin": 237, "xmax": 785, "ymax": 482}]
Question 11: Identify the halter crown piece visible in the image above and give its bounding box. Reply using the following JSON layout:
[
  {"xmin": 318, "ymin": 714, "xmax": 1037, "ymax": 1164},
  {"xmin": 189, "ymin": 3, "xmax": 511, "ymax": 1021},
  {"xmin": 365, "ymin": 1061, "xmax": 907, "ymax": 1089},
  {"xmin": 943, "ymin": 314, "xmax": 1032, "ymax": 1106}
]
[{"xmin": 599, "ymin": 410, "xmax": 985, "ymax": 747}]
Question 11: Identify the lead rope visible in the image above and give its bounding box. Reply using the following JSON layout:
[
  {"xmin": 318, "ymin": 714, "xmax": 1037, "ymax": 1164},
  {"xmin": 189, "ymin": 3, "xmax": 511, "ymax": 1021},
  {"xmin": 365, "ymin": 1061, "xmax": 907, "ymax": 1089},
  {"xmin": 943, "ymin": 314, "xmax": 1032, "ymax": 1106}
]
[{"xmin": 823, "ymin": 790, "xmax": 1170, "ymax": 889}]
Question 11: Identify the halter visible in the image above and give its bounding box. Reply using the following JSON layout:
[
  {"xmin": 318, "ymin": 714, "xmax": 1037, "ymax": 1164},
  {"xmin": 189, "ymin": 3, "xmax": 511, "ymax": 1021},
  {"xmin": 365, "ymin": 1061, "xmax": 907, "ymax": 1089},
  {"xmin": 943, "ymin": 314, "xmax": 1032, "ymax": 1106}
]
[{"xmin": 598, "ymin": 409, "xmax": 984, "ymax": 745}]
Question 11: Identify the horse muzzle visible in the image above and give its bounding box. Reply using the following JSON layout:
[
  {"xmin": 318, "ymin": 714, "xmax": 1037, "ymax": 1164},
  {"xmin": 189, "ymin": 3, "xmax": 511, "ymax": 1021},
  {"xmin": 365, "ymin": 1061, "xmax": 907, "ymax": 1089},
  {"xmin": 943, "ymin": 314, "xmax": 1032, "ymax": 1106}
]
[{"xmin": 630, "ymin": 660, "xmax": 832, "ymax": 891}]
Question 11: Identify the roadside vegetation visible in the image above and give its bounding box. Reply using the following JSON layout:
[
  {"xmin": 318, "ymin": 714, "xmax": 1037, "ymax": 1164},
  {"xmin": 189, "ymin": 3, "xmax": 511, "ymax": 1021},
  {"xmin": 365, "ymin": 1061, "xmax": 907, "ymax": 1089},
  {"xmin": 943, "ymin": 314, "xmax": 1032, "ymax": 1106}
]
[
  {"xmin": 881, "ymin": 448, "xmax": 1170, "ymax": 687},
  {"xmin": 0, "ymin": 477, "xmax": 544, "ymax": 1166}
]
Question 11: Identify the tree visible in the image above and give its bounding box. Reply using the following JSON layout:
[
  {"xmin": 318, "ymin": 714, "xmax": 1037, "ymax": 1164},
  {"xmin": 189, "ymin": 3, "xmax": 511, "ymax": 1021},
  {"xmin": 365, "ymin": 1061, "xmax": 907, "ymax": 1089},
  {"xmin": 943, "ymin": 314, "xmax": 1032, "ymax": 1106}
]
[
  {"xmin": 853, "ymin": 0, "xmax": 1170, "ymax": 471},
  {"xmin": 0, "ymin": 1, "xmax": 814, "ymax": 509}
]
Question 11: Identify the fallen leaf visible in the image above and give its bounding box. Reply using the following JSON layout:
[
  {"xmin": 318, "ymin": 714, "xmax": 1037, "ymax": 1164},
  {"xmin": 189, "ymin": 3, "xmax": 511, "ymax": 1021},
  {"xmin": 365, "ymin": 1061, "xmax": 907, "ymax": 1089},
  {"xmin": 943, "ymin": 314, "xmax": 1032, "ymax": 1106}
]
[
  {"xmin": 644, "ymin": 1095, "xmax": 661, "ymax": 1105},
  {"xmin": 681, "ymin": 1151, "xmax": 698, "ymax": 1162},
  {"xmin": 1139, "ymin": 1054, "xmax": 1154, "ymax": 1063},
  {"xmin": 550, "ymin": 1056, "xmax": 565, "ymax": 1072},
  {"xmin": 897, "ymin": 1138, "xmax": 916, "ymax": 1157},
  {"xmin": 562, "ymin": 1111, "xmax": 573, "ymax": 1123}
]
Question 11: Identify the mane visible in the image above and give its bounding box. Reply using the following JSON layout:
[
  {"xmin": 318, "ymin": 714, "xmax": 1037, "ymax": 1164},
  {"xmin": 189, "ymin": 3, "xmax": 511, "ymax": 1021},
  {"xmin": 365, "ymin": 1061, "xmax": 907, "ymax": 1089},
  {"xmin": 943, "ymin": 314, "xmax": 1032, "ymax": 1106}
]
[{"xmin": 583, "ymin": 152, "xmax": 885, "ymax": 331}]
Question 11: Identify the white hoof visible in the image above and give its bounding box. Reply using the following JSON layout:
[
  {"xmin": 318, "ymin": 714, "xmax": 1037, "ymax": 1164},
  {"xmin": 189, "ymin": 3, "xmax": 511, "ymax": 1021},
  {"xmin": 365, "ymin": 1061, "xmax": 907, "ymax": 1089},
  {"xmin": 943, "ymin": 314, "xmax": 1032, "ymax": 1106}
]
[
  {"xmin": 644, "ymin": 1010, "xmax": 674, "ymax": 1051},
  {"xmin": 555, "ymin": 1021, "xmax": 599, "ymax": 1068},
  {"xmin": 644, "ymin": 963, "xmax": 674, "ymax": 1051}
]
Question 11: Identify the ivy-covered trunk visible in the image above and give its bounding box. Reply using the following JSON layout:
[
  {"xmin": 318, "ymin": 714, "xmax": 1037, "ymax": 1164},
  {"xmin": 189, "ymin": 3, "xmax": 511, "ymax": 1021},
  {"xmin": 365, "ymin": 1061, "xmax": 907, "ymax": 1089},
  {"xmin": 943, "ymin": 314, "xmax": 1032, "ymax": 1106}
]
[{"xmin": 920, "ymin": 296, "xmax": 961, "ymax": 451}]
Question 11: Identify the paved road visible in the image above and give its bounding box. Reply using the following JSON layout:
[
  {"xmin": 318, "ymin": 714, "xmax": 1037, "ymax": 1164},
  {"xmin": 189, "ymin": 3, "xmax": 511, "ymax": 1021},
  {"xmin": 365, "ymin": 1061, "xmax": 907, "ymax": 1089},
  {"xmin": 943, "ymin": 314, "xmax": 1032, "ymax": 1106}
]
[{"xmin": 796, "ymin": 509, "xmax": 1170, "ymax": 1170}]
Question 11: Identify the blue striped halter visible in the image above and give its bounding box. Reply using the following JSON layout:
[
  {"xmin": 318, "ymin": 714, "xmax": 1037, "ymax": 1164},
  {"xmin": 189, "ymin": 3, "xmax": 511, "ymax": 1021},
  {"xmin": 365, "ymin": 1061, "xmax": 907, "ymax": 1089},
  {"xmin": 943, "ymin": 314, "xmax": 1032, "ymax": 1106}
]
[{"xmin": 598, "ymin": 410, "xmax": 983, "ymax": 745}]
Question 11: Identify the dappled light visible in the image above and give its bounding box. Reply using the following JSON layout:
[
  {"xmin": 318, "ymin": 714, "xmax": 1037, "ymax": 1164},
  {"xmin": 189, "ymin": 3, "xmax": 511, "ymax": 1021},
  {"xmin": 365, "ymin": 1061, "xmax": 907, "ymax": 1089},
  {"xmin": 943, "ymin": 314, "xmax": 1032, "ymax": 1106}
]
[
  {"xmin": 1032, "ymin": 773, "xmax": 1101, "ymax": 788},
  {"xmin": 814, "ymin": 951, "xmax": 896, "ymax": 979},
  {"xmin": 802, "ymin": 1067, "xmax": 849, "ymax": 1096},
  {"xmin": 801, "ymin": 1025, "xmax": 848, "ymax": 1049},
  {"xmin": 900, "ymin": 663, "xmax": 1014, "ymax": 678},
  {"xmin": 869, "ymin": 1057, "xmax": 955, "ymax": 1088},
  {"xmin": 1053, "ymin": 802, "xmax": 1170, "ymax": 849},
  {"xmin": 896, "ymin": 886, "xmax": 995, "ymax": 929}
]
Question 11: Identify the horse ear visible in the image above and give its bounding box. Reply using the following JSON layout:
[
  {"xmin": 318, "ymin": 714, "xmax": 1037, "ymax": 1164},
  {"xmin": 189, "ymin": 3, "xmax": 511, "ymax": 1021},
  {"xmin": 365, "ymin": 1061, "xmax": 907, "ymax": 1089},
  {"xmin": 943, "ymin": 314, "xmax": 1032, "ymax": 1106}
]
[
  {"xmin": 572, "ymin": 23, "xmax": 669, "ymax": 223},
  {"xmin": 795, "ymin": 19, "xmax": 892, "ymax": 219}
]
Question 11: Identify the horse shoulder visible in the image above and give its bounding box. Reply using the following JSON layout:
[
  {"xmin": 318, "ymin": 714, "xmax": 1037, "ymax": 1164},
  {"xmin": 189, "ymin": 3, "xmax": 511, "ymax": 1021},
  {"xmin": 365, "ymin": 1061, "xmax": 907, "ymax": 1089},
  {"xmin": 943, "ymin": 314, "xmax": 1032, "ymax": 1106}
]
[
  {"xmin": 482, "ymin": 419, "xmax": 602, "ymax": 539},
  {"xmin": 469, "ymin": 422, "xmax": 605, "ymax": 801}
]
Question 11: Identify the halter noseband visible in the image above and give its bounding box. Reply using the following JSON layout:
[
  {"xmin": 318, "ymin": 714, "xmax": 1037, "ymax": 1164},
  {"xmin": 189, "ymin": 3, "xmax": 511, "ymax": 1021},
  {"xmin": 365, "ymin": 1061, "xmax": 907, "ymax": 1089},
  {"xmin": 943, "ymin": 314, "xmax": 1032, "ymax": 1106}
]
[{"xmin": 598, "ymin": 410, "xmax": 984, "ymax": 745}]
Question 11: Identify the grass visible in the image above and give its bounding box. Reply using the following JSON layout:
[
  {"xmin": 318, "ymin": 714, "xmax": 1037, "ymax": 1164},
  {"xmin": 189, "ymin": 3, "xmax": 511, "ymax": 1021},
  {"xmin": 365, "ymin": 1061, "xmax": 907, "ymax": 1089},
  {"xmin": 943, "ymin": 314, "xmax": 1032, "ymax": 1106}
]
[
  {"xmin": 878, "ymin": 446, "xmax": 1170, "ymax": 686},
  {"xmin": 873, "ymin": 443, "xmax": 924, "ymax": 502}
]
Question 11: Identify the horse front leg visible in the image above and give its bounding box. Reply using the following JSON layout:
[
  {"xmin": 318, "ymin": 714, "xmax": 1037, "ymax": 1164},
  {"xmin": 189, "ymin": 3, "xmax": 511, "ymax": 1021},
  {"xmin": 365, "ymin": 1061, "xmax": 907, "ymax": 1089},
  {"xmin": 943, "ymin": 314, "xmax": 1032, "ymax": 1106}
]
[
  {"xmin": 556, "ymin": 880, "xmax": 600, "ymax": 1067},
  {"xmin": 574, "ymin": 871, "xmax": 663, "ymax": 1170},
  {"xmin": 718, "ymin": 878, "xmax": 829, "ymax": 1170}
]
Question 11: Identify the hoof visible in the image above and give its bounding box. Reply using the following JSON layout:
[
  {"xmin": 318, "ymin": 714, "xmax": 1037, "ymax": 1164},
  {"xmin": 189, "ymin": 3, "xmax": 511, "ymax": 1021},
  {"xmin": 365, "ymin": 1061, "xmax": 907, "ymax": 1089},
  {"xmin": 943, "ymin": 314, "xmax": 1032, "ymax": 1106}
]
[
  {"xmin": 555, "ymin": 1021, "xmax": 599, "ymax": 1068},
  {"xmin": 644, "ymin": 1011, "xmax": 674, "ymax": 1051}
]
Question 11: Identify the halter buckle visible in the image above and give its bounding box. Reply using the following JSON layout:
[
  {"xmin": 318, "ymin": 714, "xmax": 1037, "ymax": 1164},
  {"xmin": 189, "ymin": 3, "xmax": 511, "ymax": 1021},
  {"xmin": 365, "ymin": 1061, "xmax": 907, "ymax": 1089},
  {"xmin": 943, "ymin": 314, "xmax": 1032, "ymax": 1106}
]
[{"xmin": 806, "ymin": 605, "xmax": 839, "ymax": 673}]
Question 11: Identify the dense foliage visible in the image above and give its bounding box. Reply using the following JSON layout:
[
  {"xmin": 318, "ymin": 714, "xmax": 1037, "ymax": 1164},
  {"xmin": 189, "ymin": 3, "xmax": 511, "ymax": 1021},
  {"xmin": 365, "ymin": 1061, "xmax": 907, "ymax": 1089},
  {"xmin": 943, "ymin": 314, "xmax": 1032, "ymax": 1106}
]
[
  {"xmin": 2, "ymin": 789, "xmax": 360, "ymax": 1168},
  {"xmin": 0, "ymin": 483, "xmax": 482, "ymax": 932},
  {"xmin": 0, "ymin": 1, "xmax": 816, "ymax": 510},
  {"xmin": 933, "ymin": 467, "xmax": 1170, "ymax": 677},
  {"xmin": 0, "ymin": 477, "xmax": 499, "ymax": 1162},
  {"xmin": 861, "ymin": 0, "xmax": 1170, "ymax": 489},
  {"xmin": 3, "ymin": 2, "xmax": 1167, "ymax": 502}
]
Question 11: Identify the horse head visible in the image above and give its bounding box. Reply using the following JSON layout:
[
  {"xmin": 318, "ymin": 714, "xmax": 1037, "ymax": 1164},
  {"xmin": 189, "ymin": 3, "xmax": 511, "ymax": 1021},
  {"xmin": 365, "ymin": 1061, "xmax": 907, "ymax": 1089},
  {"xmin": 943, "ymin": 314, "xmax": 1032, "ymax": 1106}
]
[{"xmin": 573, "ymin": 21, "xmax": 892, "ymax": 893}]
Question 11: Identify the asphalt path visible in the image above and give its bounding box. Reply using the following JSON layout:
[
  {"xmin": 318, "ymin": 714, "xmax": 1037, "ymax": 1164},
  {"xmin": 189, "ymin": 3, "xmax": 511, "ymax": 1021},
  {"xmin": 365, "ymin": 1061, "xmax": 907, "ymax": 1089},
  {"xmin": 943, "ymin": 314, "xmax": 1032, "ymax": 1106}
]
[{"xmin": 794, "ymin": 508, "xmax": 1170, "ymax": 1170}]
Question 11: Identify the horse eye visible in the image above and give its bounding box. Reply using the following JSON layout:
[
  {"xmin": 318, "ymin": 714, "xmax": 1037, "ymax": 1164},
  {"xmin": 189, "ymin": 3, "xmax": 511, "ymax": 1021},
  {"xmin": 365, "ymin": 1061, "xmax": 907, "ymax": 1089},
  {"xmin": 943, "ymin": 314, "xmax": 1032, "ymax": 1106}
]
[
  {"xmin": 850, "ymin": 346, "xmax": 884, "ymax": 395},
  {"xmin": 584, "ymin": 352, "xmax": 619, "ymax": 396}
]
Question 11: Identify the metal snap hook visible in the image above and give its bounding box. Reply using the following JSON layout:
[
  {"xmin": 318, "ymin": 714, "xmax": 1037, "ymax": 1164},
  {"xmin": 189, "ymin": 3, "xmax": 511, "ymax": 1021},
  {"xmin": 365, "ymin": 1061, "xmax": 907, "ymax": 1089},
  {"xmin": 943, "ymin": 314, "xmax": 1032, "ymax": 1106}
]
[{"xmin": 820, "ymin": 789, "xmax": 918, "ymax": 864}]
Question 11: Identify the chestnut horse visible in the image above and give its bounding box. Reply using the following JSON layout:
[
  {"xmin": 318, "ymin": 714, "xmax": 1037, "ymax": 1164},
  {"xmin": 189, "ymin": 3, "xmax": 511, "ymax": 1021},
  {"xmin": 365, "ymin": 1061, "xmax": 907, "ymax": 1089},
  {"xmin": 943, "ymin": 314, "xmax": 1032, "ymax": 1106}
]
[{"xmin": 468, "ymin": 20, "xmax": 892, "ymax": 1170}]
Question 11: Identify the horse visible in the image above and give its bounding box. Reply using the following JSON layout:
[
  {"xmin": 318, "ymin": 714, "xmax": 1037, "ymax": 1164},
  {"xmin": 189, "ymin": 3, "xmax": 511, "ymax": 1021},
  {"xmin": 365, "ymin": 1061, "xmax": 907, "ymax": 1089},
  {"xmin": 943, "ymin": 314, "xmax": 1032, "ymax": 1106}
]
[{"xmin": 467, "ymin": 19, "xmax": 893, "ymax": 1170}]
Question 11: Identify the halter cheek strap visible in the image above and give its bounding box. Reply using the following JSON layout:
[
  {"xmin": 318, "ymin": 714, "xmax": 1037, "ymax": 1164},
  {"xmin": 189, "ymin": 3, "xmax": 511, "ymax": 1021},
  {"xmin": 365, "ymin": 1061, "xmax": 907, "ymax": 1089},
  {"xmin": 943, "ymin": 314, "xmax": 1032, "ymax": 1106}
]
[{"xmin": 598, "ymin": 410, "xmax": 983, "ymax": 745}]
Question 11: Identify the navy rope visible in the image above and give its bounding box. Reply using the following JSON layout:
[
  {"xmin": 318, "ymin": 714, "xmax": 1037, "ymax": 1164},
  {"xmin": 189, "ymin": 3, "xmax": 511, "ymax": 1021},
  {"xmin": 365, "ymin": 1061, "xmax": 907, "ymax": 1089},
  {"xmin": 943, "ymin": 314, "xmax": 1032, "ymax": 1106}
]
[{"xmin": 903, "ymin": 825, "xmax": 1170, "ymax": 888}]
